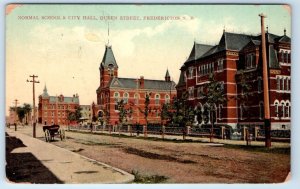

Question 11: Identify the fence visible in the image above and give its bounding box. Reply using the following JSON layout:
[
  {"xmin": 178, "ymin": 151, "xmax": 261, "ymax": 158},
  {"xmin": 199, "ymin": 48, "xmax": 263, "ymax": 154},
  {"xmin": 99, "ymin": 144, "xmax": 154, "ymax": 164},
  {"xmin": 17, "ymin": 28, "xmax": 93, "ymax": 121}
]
[{"xmin": 68, "ymin": 124, "xmax": 290, "ymax": 141}]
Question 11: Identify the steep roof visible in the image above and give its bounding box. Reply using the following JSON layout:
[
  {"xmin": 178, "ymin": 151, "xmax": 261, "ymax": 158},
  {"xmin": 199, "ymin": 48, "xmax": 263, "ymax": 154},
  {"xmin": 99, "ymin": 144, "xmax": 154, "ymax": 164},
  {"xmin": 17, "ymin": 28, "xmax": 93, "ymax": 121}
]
[
  {"xmin": 108, "ymin": 77, "xmax": 176, "ymax": 91},
  {"xmin": 101, "ymin": 45, "xmax": 118, "ymax": 68},
  {"xmin": 165, "ymin": 69, "xmax": 170, "ymax": 78},
  {"xmin": 177, "ymin": 71, "xmax": 186, "ymax": 87},
  {"xmin": 41, "ymin": 85, "xmax": 49, "ymax": 97},
  {"xmin": 269, "ymin": 45, "xmax": 280, "ymax": 69},
  {"xmin": 185, "ymin": 42, "xmax": 213, "ymax": 63},
  {"xmin": 275, "ymin": 35, "xmax": 291, "ymax": 43}
]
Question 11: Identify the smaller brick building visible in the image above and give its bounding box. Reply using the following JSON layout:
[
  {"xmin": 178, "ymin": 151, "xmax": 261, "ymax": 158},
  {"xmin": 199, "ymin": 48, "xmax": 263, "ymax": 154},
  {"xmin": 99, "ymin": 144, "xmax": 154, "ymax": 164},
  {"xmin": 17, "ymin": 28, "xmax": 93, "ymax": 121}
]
[{"xmin": 38, "ymin": 86, "xmax": 80, "ymax": 125}]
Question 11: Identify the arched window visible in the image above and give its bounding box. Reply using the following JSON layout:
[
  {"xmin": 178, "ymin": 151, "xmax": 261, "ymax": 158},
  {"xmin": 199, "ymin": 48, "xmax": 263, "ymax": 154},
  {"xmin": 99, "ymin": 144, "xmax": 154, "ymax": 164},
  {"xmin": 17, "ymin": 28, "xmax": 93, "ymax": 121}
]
[
  {"xmin": 282, "ymin": 78, "xmax": 285, "ymax": 91},
  {"xmin": 165, "ymin": 94, "xmax": 170, "ymax": 104},
  {"xmin": 155, "ymin": 94, "xmax": 160, "ymax": 105},
  {"xmin": 123, "ymin": 92, "xmax": 129, "ymax": 104},
  {"xmin": 259, "ymin": 102, "xmax": 264, "ymax": 120}
]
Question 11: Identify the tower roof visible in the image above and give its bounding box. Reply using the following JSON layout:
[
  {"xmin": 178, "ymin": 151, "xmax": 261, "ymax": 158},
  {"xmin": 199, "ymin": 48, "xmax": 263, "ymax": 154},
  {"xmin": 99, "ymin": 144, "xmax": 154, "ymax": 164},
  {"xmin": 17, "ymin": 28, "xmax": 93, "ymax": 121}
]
[
  {"xmin": 41, "ymin": 85, "xmax": 49, "ymax": 97},
  {"xmin": 101, "ymin": 45, "xmax": 118, "ymax": 68},
  {"xmin": 165, "ymin": 69, "xmax": 170, "ymax": 78}
]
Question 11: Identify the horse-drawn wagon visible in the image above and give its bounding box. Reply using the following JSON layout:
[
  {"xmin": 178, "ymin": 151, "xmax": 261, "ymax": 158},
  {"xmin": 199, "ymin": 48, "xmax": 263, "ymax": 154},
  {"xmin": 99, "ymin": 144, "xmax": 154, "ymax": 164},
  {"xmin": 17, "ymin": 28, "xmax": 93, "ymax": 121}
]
[{"xmin": 43, "ymin": 124, "xmax": 65, "ymax": 142}]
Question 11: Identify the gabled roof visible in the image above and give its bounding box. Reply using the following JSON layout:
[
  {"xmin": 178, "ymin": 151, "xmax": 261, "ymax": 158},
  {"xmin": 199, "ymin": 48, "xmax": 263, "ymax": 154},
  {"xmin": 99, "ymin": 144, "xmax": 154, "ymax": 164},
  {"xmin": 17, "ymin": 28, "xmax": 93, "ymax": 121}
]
[
  {"xmin": 177, "ymin": 71, "xmax": 185, "ymax": 87},
  {"xmin": 185, "ymin": 42, "xmax": 213, "ymax": 63},
  {"xmin": 108, "ymin": 77, "xmax": 176, "ymax": 91},
  {"xmin": 220, "ymin": 32, "xmax": 253, "ymax": 51},
  {"xmin": 275, "ymin": 35, "xmax": 291, "ymax": 43},
  {"xmin": 101, "ymin": 45, "xmax": 118, "ymax": 68},
  {"xmin": 269, "ymin": 45, "xmax": 280, "ymax": 69}
]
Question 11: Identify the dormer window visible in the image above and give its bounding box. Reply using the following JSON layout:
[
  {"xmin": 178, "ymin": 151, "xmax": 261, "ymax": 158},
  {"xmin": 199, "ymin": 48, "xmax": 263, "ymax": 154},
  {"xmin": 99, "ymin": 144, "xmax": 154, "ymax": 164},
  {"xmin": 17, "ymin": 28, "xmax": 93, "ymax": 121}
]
[{"xmin": 246, "ymin": 53, "xmax": 255, "ymax": 69}]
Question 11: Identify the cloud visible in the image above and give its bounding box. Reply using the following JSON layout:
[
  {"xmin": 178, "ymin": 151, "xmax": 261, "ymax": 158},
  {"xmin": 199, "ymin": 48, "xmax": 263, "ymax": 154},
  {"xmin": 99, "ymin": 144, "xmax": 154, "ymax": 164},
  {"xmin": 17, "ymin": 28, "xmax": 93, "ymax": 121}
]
[
  {"xmin": 282, "ymin": 5, "xmax": 291, "ymax": 15},
  {"xmin": 6, "ymin": 4, "xmax": 22, "ymax": 15}
]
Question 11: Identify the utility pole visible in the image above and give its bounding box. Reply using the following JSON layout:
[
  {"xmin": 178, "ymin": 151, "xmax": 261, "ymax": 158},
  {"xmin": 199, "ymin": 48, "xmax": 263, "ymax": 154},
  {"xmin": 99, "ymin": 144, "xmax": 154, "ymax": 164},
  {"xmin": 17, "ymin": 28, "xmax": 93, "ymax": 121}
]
[
  {"xmin": 259, "ymin": 13, "xmax": 271, "ymax": 148},
  {"xmin": 27, "ymin": 75, "xmax": 40, "ymax": 138},
  {"xmin": 14, "ymin": 99, "xmax": 18, "ymax": 131}
]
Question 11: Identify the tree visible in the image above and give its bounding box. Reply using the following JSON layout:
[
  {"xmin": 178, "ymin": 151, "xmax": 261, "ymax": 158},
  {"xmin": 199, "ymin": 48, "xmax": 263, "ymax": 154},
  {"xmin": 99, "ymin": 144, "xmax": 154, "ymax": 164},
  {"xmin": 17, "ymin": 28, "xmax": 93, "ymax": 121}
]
[
  {"xmin": 117, "ymin": 99, "xmax": 133, "ymax": 125},
  {"xmin": 67, "ymin": 106, "xmax": 82, "ymax": 124},
  {"xmin": 23, "ymin": 103, "xmax": 32, "ymax": 125},
  {"xmin": 201, "ymin": 73, "xmax": 227, "ymax": 142},
  {"xmin": 235, "ymin": 71, "xmax": 253, "ymax": 120}
]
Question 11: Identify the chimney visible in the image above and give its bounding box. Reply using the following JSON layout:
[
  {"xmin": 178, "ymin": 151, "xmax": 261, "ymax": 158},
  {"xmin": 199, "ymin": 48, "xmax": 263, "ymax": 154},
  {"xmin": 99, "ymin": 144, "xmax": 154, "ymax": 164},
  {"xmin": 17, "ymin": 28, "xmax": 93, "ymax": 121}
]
[{"xmin": 139, "ymin": 76, "xmax": 144, "ymax": 89}]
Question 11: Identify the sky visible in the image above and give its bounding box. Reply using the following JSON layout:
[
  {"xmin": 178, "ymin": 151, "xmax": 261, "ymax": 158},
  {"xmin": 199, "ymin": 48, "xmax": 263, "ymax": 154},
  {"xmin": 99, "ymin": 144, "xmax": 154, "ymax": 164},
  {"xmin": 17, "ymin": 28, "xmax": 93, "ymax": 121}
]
[{"xmin": 5, "ymin": 4, "xmax": 291, "ymax": 115}]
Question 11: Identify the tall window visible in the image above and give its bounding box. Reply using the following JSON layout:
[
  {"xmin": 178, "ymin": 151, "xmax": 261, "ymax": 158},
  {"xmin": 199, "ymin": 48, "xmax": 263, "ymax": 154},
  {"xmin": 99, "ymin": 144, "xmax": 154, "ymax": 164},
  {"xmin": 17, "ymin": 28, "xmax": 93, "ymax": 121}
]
[
  {"xmin": 188, "ymin": 67, "xmax": 193, "ymax": 79},
  {"xmin": 217, "ymin": 59, "xmax": 223, "ymax": 71},
  {"xmin": 281, "ymin": 102, "xmax": 285, "ymax": 118},
  {"xmin": 218, "ymin": 104, "xmax": 223, "ymax": 120},
  {"xmin": 123, "ymin": 92, "xmax": 129, "ymax": 104},
  {"xmin": 114, "ymin": 92, "xmax": 120, "ymax": 110},
  {"xmin": 258, "ymin": 77, "xmax": 262, "ymax": 93},
  {"xmin": 188, "ymin": 87, "xmax": 194, "ymax": 99},
  {"xmin": 274, "ymin": 101, "xmax": 279, "ymax": 117},
  {"xmin": 134, "ymin": 93, "xmax": 139, "ymax": 105},
  {"xmin": 259, "ymin": 102, "xmax": 264, "ymax": 120},
  {"xmin": 286, "ymin": 102, "xmax": 290, "ymax": 118},
  {"xmin": 240, "ymin": 104, "xmax": 244, "ymax": 120},
  {"xmin": 277, "ymin": 77, "xmax": 280, "ymax": 90},
  {"xmin": 155, "ymin": 94, "xmax": 160, "ymax": 105},
  {"xmin": 165, "ymin": 94, "xmax": 170, "ymax": 104},
  {"xmin": 285, "ymin": 51, "xmax": 289, "ymax": 63}
]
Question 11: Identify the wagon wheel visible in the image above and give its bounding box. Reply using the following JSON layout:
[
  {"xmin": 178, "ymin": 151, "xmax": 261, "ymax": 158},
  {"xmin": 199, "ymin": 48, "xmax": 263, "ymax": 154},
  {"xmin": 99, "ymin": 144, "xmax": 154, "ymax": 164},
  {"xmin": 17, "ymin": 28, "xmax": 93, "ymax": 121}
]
[
  {"xmin": 59, "ymin": 129, "xmax": 66, "ymax": 141},
  {"xmin": 45, "ymin": 129, "xmax": 51, "ymax": 142}
]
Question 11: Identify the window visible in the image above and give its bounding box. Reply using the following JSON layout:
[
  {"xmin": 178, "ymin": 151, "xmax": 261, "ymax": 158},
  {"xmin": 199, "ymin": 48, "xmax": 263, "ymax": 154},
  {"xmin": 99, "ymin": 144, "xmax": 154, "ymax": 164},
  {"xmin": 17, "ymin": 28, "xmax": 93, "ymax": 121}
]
[
  {"xmin": 134, "ymin": 93, "xmax": 139, "ymax": 105},
  {"xmin": 217, "ymin": 59, "xmax": 223, "ymax": 71},
  {"xmin": 188, "ymin": 67, "xmax": 193, "ymax": 79},
  {"xmin": 285, "ymin": 51, "xmax": 289, "ymax": 63},
  {"xmin": 277, "ymin": 77, "xmax": 280, "ymax": 90},
  {"xmin": 123, "ymin": 92, "xmax": 129, "ymax": 104},
  {"xmin": 188, "ymin": 87, "xmax": 194, "ymax": 99},
  {"xmin": 282, "ymin": 78, "xmax": 285, "ymax": 91},
  {"xmin": 281, "ymin": 51, "xmax": 284, "ymax": 63},
  {"xmin": 155, "ymin": 94, "xmax": 160, "ymax": 105},
  {"xmin": 275, "ymin": 102, "xmax": 279, "ymax": 117},
  {"xmin": 281, "ymin": 102, "xmax": 285, "ymax": 118},
  {"xmin": 286, "ymin": 78, "xmax": 290, "ymax": 91},
  {"xmin": 218, "ymin": 104, "xmax": 223, "ymax": 120},
  {"xmin": 197, "ymin": 87, "xmax": 203, "ymax": 98},
  {"xmin": 258, "ymin": 77, "xmax": 262, "ymax": 93},
  {"xmin": 259, "ymin": 102, "xmax": 264, "ymax": 120},
  {"xmin": 44, "ymin": 112, "xmax": 48, "ymax": 117},
  {"xmin": 286, "ymin": 102, "xmax": 290, "ymax": 118},
  {"xmin": 165, "ymin": 94, "xmax": 170, "ymax": 104},
  {"xmin": 114, "ymin": 92, "xmax": 120, "ymax": 110},
  {"xmin": 211, "ymin": 63, "xmax": 214, "ymax": 73},
  {"xmin": 240, "ymin": 104, "xmax": 244, "ymax": 120}
]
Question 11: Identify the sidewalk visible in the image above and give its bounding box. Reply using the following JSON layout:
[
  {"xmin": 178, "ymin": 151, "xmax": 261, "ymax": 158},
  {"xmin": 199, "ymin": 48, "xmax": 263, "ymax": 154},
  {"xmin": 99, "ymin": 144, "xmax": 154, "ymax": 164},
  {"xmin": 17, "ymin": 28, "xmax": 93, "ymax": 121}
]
[{"xmin": 6, "ymin": 127, "xmax": 134, "ymax": 184}]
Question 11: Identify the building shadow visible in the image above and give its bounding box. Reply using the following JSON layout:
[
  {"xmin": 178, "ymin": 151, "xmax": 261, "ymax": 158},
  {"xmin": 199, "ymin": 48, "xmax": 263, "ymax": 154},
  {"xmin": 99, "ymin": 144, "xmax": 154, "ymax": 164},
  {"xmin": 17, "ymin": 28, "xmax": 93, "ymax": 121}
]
[{"xmin": 6, "ymin": 133, "xmax": 64, "ymax": 184}]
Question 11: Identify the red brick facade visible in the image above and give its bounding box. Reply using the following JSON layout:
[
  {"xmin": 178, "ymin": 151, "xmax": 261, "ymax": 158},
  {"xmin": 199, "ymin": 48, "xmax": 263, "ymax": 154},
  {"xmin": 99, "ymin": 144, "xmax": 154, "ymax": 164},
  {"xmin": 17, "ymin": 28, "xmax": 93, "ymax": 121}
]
[
  {"xmin": 95, "ymin": 45, "xmax": 176, "ymax": 125},
  {"xmin": 38, "ymin": 86, "xmax": 80, "ymax": 125},
  {"xmin": 177, "ymin": 30, "xmax": 291, "ymax": 130}
]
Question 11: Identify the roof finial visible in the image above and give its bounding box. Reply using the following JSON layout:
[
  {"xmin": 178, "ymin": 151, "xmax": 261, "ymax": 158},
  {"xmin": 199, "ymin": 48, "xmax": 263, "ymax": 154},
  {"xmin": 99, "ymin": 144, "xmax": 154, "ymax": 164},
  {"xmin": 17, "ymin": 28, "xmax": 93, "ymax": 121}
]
[
  {"xmin": 266, "ymin": 25, "xmax": 269, "ymax": 33},
  {"xmin": 107, "ymin": 22, "xmax": 110, "ymax": 46},
  {"xmin": 223, "ymin": 25, "xmax": 225, "ymax": 33},
  {"xmin": 284, "ymin": 28, "xmax": 286, "ymax": 35}
]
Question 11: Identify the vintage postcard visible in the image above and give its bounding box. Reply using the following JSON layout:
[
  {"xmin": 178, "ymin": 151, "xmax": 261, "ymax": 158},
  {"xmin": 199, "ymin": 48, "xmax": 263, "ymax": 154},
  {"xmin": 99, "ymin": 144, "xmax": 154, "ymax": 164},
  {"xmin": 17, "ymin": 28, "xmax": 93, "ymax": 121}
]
[{"xmin": 5, "ymin": 4, "xmax": 291, "ymax": 184}]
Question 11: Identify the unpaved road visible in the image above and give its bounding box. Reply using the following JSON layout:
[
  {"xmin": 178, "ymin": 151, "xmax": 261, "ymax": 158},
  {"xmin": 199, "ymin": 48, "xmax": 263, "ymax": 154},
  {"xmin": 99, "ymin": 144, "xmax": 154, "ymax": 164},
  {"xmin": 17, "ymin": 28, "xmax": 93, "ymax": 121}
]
[{"xmin": 47, "ymin": 130, "xmax": 290, "ymax": 183}]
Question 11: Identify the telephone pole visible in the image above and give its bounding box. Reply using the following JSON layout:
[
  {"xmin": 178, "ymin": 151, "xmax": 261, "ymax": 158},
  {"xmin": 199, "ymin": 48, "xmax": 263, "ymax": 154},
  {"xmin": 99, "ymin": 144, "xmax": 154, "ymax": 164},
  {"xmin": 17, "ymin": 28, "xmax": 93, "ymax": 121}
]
[
  {"xmin": 27, "ymin": 75, "xmax": 40, "ymax": 138},
  {"xmin": 259, "ymin": 13, "xmax": 271, "ymax": 148},
  {"xmin": 14, "ymin": 99, "xmax": 18, "ymax": 131}
]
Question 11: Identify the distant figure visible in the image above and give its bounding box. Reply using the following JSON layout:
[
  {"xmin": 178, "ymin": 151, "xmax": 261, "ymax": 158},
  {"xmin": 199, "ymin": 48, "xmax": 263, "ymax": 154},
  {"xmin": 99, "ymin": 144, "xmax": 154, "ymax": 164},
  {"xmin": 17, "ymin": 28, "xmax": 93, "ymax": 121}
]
[
  {"xmin": 90, "ymin": 122, "xmax": 93, "ymax": 132},
  {"xmin": 136, "ymin": 123, "xmax": 140, "ymax": 136}
]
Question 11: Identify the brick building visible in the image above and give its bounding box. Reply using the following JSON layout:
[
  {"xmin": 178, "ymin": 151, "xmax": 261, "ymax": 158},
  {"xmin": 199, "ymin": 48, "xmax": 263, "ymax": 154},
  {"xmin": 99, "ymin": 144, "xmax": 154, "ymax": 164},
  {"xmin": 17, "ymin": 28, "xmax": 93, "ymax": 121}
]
[
  {"xmin": 176, "ymin": 29, "xmax": 290, "ymax": 130},
  {"xmin": 95, "ymin": 45, "xmax": 176, "ymax": 125},
  {"xmin": 38, "ymin": 86, "xmax": 80, "ymax": 125}
]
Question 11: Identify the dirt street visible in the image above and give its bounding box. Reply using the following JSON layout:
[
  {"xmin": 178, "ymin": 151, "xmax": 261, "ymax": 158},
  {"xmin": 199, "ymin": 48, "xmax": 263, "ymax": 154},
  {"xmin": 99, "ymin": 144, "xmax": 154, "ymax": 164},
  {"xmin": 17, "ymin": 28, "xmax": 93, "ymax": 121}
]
[{"xmin": 47, "ymin": 130, "xmax": 290, "ymax": 183}]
